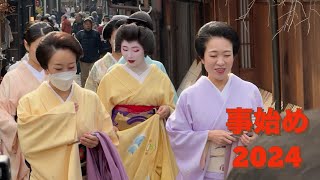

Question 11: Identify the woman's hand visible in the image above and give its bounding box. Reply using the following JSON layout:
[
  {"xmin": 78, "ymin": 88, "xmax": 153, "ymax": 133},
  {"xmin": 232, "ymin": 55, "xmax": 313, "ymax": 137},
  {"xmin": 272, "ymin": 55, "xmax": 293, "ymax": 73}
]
[
  {"xmin": 80, "ymin": 133, "xmax": 99, "ymax": 148},
  {"xmin": 240, "ymin": 132, "xmax": 257, "ymax": 146},
  {"xmin": 113, "ymin": 126, "xmax": 119, "ymax": 132},
  {"xmin": 156, "ymin": 105, "xmax": 171, "ymax": 119},
  {"xmin": 208, "ymin": 130, "xmax": 237, "ymax": 146}
]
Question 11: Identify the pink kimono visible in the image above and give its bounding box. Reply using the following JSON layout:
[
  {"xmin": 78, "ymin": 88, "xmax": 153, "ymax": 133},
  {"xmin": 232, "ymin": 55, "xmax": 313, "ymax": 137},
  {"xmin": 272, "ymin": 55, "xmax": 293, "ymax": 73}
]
[
  {"xmin": 166, "ymin": 74, "xmax": 263, "ymax": 180},
  {"xmin": 0, "ymin": 62, "xmax": 44, "ymax": 180}
]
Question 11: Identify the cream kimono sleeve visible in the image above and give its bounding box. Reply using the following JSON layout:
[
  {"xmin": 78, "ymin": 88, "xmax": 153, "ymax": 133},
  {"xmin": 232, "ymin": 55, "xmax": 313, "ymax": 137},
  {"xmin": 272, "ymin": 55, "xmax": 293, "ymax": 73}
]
[
  {"xmin": 93, "ymin": 94, "xmax": 119, "ymax": 145},
  {"xmin": 159, "ymin": 75, "xmax": 176, "ymax": 115},
  {"xmin": 0, "ymin": 75, "xmax": 19, "ymax": 153},
  {"xmin": 96, "ymin": 73, "xmax": 115, "ymax": 117},
  {"xmin": 17, "ymin": 99, "xmax": 78, "ymax": 158}
]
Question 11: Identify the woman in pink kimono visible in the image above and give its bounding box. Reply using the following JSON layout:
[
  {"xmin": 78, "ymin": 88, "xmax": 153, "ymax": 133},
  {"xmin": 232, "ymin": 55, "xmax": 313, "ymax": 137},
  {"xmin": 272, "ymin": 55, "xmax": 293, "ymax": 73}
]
[
  {"xmin": 166, "ymin": 21, "xmax": 263, "ymax": 180},
  {"xmin": 0, "ymin": 22, "xmax": 53, "ymax": 180}
]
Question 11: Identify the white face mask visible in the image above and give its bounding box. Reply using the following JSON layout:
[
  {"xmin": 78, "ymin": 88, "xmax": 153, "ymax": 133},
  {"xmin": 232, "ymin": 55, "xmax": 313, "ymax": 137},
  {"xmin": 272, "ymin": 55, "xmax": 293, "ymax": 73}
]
[{"xmin": 48, "ymin": 71, "xmax": 76, "ymax": 91}]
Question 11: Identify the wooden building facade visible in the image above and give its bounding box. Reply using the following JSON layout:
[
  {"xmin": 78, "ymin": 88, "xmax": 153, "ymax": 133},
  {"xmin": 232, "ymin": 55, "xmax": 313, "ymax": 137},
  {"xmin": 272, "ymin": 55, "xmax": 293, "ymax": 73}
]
[{"xmin": 157, "ymin": 0, "xmax": 320, "ymax": 110}]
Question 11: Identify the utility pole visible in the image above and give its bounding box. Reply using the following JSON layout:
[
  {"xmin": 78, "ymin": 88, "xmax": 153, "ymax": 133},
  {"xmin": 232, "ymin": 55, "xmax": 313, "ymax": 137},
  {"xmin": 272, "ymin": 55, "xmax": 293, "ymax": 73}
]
[
  {"xmin": 44, "ymin": 0, "xmax": 47, "ymax": 15},
  {"xmin": 269, "ymin": 0, "xmax": 281, "ymax": 112}
]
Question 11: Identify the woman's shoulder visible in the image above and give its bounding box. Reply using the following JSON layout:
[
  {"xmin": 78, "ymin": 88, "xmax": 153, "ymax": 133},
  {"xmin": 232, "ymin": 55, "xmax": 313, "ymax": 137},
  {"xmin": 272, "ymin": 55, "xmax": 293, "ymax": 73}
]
[
  {"xmin": 150, "ymin": 64, "xmax": 166, "ymax": 77},
  {"xmin": 19, "ymin": 82, "xmax": 44, "ymax": 104},
  {"xmin": 231, "ymin": 74, "xmax": 259, "ymax": 92},
  {"xmin": 2, "ymin": 62, "xmax": 27, "ymax": 84}
]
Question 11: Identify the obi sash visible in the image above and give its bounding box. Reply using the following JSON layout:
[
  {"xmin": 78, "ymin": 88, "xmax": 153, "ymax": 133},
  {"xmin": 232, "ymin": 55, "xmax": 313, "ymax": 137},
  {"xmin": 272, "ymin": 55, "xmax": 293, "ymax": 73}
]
[
  {"xmin": 111, "ymin": 105, "xmax": 159, "ymax": 131},
  {"xmin": 204, "ymin": 143, "xmax": 226, "ymax": 179}
]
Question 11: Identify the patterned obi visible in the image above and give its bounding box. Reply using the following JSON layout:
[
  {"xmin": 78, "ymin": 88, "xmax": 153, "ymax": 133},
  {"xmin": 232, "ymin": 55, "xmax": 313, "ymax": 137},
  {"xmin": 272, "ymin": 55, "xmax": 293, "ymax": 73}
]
[
  {"xmin": 205, "ymin": 143, "xmax": 226, "ymax": 180},
  {"xmin": 111, "ymin": 105, "xmax": 159, "ymax": 130}
]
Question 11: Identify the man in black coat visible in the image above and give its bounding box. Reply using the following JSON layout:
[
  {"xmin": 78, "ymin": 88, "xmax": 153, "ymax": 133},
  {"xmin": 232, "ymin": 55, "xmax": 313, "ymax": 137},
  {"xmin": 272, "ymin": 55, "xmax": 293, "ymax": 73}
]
[{"xmin": 76, "ymin": 17, "xmax": 102, "ymax": 87}]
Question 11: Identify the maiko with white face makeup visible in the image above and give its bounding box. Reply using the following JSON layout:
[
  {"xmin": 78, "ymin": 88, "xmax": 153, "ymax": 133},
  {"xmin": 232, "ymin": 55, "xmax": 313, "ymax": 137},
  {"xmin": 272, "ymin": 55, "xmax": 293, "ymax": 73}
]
[
  {"xmin": 121, "ymin": 40, "xmax": 146, "ymax": 70},
  {"xmin": 17, "ymin": 32, "xmax": 119, "ymax": 179},
  {"xmin": 97, "ymin": 23, "xmax": 177, "ymax": 179}
]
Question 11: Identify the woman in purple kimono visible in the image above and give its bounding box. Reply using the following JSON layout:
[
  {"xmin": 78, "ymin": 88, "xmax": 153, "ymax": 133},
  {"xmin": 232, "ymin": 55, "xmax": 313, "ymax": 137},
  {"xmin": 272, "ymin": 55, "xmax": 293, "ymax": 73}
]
[{"xmin": 166, "ymin": 21, "xmax": 263, "ymax": 180}]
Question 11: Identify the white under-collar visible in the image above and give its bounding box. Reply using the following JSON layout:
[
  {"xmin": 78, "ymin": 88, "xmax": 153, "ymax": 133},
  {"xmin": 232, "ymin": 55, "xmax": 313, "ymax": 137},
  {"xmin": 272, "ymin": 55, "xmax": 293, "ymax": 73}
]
[
  {"xmin": 24, "ymin": 61, "xmax": 45, "ymax": 82},
  {"xmin": 45, "ymin": 81, "xmax": 74, "ymax": 103},
  {"xmin": 122, "ymin": 64, "xmax": 151, "ymax": 84}
]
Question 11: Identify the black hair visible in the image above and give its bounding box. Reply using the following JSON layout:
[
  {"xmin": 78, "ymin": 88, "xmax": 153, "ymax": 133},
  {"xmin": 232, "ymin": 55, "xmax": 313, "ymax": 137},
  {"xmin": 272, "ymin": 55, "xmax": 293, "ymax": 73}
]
[
  {"xmin": 195, "ymin": 21, "xmax": 240, "ymax": 59},
  {"xmin": 102, "ymin": 18, "xmax": 127, "ymax": 40},
  {"xmin": 40, "ymin": 14, "xmax": 51, "ymax": 22},
  {"xmin": 115, "ymin": 23, "xmax": 155, "ymax": 55},
  {"xmin": 127, "ymin": 11, "xmax": 153, "ymax": 30},
  {"xmin": 36, "ymin": 32, "xmax": 83, "ymax": 70},
  {"xmin": 24, "ymin": 22, "xmax": 54, "ymax": 45}
]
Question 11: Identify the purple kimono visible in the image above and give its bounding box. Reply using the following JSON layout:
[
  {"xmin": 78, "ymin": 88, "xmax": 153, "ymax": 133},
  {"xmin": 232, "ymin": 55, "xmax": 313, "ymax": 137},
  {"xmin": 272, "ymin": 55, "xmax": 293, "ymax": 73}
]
[
  {"xmin": 86, "ymin": 132, "xmax": 128, "ymax": 180},
  {"xmin": 166, "ymin": 75, "xmax": 263, "ymax": 180}
]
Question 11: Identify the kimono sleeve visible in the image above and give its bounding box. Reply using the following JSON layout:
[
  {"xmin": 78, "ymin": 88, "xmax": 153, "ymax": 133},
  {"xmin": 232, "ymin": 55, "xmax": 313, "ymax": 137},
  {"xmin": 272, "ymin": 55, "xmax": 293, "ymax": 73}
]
[
  {"xmin": 160, "ymin": 75, "xmax": 175, "ymax": 113},
  {"xmin": 85, "ymin": 63, "xmax": 99, "ymax": 92},
  {"xmin": 252, "ymin": 86, "xmax": 263, "ymax": 111},
  {"xmin": 0, "ymin": 75, "xmax": 18, "ymax": 153},
  {"xmin": 94, "ymin": 95, "xmax": 119, "ymax": 146},
  {"xmin": 166, "ymin": 92, "xmax": 209, "ymax": 177},
  {"xmin": 17, "ymin": 97, "xmax": 78, "ymax": 158},
  {"xmin": 156, "ymin": 61, "xmax": 178, "ymax": 104},
  {"xmin": 97, "ymin": 74, "xmax": 114, "ymax": 116}
]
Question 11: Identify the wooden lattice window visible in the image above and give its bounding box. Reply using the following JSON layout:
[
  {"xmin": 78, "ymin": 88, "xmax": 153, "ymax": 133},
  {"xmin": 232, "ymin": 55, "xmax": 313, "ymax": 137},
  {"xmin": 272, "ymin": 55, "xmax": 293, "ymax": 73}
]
[{"xmin": 239, "ymin": 0, "xmax": 254, "ymax": 69}]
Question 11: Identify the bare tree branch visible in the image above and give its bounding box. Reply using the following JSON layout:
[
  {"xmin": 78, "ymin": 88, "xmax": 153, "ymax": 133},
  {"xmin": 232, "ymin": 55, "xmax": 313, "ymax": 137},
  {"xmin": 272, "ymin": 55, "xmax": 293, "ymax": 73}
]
[{"xmin": 232, "ymin": 0, "xmax": 320, "ymax": 36}]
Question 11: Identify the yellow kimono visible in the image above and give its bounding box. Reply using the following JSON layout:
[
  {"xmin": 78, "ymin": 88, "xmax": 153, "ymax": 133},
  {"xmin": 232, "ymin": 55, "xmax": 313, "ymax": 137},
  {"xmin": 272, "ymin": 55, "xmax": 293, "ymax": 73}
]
[
  {"xmin": 97, "ymin": 64, "xmax": 178, "ymax": 180},
  {"xmin": 17, "ymin": 82, "xmax": 118, "ymax": 180}
]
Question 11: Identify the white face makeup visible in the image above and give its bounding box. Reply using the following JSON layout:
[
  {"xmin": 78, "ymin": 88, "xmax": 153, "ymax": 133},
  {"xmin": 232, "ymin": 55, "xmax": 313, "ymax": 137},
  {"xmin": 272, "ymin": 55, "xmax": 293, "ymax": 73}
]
[{"xmin": 121, "ymin": 40, "xmax": 145, "ymax": 68}]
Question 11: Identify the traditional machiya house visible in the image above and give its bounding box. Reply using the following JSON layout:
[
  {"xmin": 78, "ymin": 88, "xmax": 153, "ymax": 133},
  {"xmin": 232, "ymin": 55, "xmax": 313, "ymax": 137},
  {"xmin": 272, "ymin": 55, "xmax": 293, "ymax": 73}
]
[
  {"xmin": 157, "ymin": 0, "xmax": 320, "ymax": 110},
  {"xmin": 0, "ymin": 0, "xmax": 35, "ymax": 68}
]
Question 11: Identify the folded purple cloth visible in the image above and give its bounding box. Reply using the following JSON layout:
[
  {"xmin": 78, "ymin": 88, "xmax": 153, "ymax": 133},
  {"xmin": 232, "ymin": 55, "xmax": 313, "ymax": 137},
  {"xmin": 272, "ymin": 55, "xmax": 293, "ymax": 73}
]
[{"xmin": 86, "ymin": 132, "xmax": 128, "ymax": 180}]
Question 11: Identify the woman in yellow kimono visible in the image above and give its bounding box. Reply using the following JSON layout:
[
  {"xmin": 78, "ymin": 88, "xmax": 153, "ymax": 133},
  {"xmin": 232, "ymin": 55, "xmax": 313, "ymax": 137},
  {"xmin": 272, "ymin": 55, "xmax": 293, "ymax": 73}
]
[
  {"xmin": 0, "ymin": 22, "xmax": 53, "ymax": 180},
  {"xmin": 17, "ymin": 31, "xmax": 118, "ymax": 180},
  {"xmin": 97, "ymin": 24, "xmax": 178, "ymax": 180}
]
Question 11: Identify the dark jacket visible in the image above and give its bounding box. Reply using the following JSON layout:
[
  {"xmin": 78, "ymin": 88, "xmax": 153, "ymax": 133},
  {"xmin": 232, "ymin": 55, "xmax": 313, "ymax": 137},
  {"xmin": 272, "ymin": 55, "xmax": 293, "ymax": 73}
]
[
  {"xmin": 72, "ymin": 20, "xmax": 84, "ymax": 34},
  {"xmin": 76, "ymin": 29, "xmax": 102, "ymax": 63},
  {"xmin": 86, "ymin": 132, "xmax": 128, "ymax": 180}
]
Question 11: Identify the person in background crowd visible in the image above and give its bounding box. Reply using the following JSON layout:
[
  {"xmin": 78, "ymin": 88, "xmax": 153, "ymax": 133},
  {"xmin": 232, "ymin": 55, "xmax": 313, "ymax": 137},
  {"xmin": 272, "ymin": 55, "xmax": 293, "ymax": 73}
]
[
  {"xmin": 36, "ymin": 14, "xmax": 42, "ymax": 21},
  {"xmin": 85, "ymin": 5, "xmax": 89, "ymax": 12},
  {"xmin": 61, "ymin": 15, "xmax": 72, "ymax": 34},
  {"xmin": 41, "ymin": 15, "xmax": 59, "ymax": 31},
  {"xmin": 65, "ymin": 5, "xmax": 71, "ymax": 18},
  {"xmin": 76, "ymin": 17, "xmax": 102, "ymax": 87},
  {"xmin": 50, "ymin": 15, "xmax": 59, "ymax": 29},
  {"xmin": 0, "ymin": 22, "xmax": 53, "ymax": 180},
  {"xmin": 90, "ymin": 4, "xmax": 97, "ymax": 13},
  {"xmin": 97, "ymin": 14, "xmax": 110, "ymax": 34},
  {"xmin": 75, "ymin": 6, "xmax": 81, "ymax": 13},
  {"xmin": 17, "ymin": 31, "xmax": 118, "ymax": 179},
  {"xmin": 91, "ymin": 11, "xmax": 100, "ymax": 25},
  {"xmin": 72, "ymin": 13, "xmax": 84, "ymax": 35},
  {"xmin": 72, "ymin": 13, "xmax": 84, "ymax": 75},
  {"xmin": 97, "ymin": 6, "xmax": 103, "ymax": 22},
  {"xmin": 71, "ymin": 5, "xmax": 76, "ymax": 17}
]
